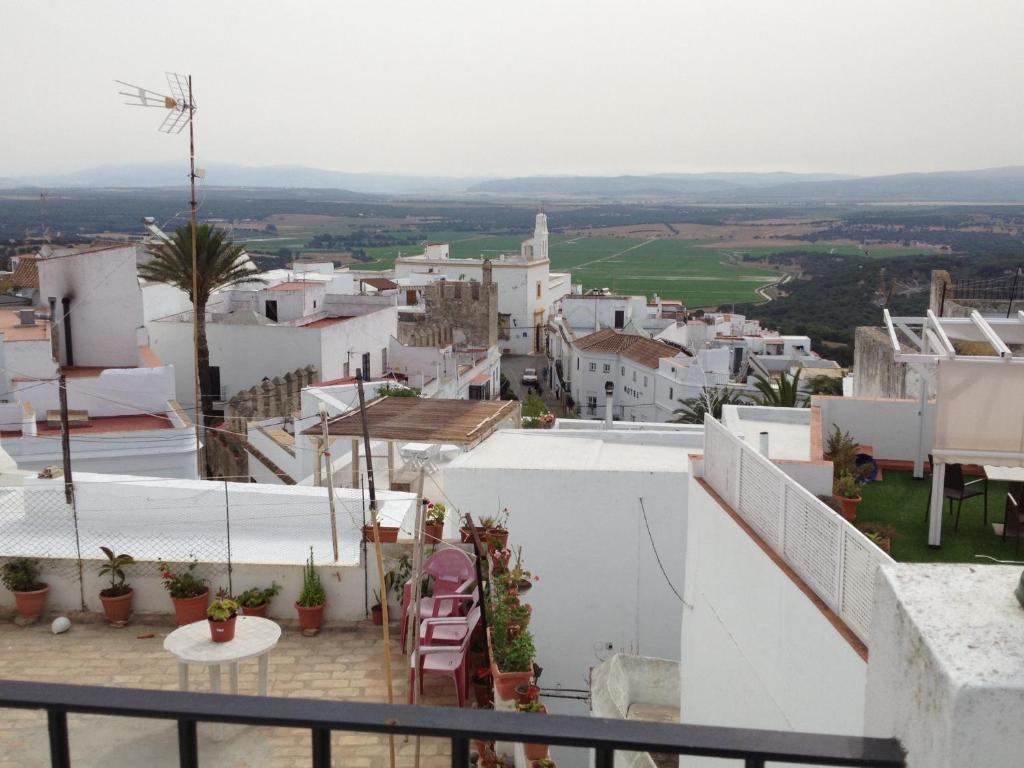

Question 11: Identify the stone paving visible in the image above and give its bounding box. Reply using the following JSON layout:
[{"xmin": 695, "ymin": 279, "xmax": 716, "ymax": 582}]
[{"xmin": 0, "ymin": 617, "xmax": 458, "ymax": 768}]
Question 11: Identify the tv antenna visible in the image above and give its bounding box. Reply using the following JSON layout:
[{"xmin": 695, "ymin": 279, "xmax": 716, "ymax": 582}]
[{"xmin": 116, "ymin": 72, "xmax": 204, "ymax": 477}]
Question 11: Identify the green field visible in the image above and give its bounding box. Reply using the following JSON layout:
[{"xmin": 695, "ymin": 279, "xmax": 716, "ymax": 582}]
[{"xmin": 724, "ymin": 244, "xmax": 939, "ymax": 260}]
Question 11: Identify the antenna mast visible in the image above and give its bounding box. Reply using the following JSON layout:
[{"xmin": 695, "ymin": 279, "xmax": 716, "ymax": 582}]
[{"xmin": 116, "ymin": 72, "xmax": 204, "ymax": 478}]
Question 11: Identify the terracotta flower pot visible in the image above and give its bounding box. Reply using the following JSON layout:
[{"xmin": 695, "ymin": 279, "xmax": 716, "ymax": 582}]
[
  {"xmin": 524, "ymin": 743, "xmax": 549, "ymax": 761},
  {"xmin": 171, "ymin": 589, "xmax": 210, "ymax": 626},
  {"xmin": 241, "ymin": 602, "xmax": 268, "ymax": 618},
  {"xmin": 836, "ymin": 495, "xmax": 862, "ymax": 522},
  {"xmin": 371, "ymin": 604, "xmax": 384, "ymax": 626},
  {"xmin": 209, "ymin": 614, "xmax": 237, "ymax": 643},
  {"xmin": 424, "ymin": 522, "xmax": 444, "ymax": 542},
  {"xmin": 296, "ymin": 602, "xmax": 325, "ymax": 631},
  {"xmin": 487, "ymin": 528, "xmax": 509, "ymax": 549},
  {"xmin": 460, "ymin": 526, "xmax": 487, "ymax": 544},
  {"xmin": 13, "ymin": 584, "xmax": 49, "ymax": 620},
  {"xmin": 99, "ymin": 588, "xmax": 133, "ymax": 625},
  {"xmin": 515, "ymin": 683, "xmax": 541, "ymax": 705},
  {"xmin": 362, "ymin": 525, "xmax": 400, "ymax": 543}
]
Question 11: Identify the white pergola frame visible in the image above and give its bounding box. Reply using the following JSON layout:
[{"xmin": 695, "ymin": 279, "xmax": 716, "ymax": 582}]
[{"xmin": 883, "ymin": 309, "xmax": 1024, "ymax": 546}]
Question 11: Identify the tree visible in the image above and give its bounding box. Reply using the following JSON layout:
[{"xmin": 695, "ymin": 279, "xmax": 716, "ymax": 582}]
[
  {"xmin": 140, "ymin": 223, "xmax": 260, "ymax": 423},
  {"xmin": 672, "ymin": 387, "xmax": 747, "ymax": 424},
  {"xmin": 752, "ymin": 368, "xmax": 807, "ymax": 408},
  {"xmin": 808, "ymin": 374, "xmax": 843, "ymax": 396}
]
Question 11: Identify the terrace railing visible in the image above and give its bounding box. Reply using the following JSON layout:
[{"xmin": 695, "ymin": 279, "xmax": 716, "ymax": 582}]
[
  {"xmin": 0, "ymin": 679, "xmax": 904, "ymax": 768},
  {"xmin": 702, "ymin": 416, "xmax": 894, "ymax": 646}
]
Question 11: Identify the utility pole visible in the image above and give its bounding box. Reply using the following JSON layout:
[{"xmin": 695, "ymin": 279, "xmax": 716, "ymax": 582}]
[
  {"xmin": 356, "ymin": 372, "xmax": 396, "ymax": 768},
  {"xmin": 187, "ymin": 75, "xmax": 204, "ymax": 478},
  {"xmin": 319, "ymin": 403, "xmax": 339, "ymax": 562}
]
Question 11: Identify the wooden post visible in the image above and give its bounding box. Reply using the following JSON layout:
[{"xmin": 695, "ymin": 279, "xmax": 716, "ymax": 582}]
[
  {"xmin": 351, "ymin": 439, "xmax": 360, "ymax": 489},
  {"xmin": 319, "ymin": 404, "xmax": 339, "ymax": 562},
  {"xmin": 357, "ymin": 373, "xmax": 396, "ymax": 768},
  {"xmin": 388, "ymin": 441, "xmax": 396, "ymax": 489}
]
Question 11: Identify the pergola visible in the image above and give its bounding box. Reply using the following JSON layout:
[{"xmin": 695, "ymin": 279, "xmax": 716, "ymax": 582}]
[
  {"xmin": 302, "ymin": 396, "xmax": 521, "ymax": 488},
  {"xmin": 884, "ymin": 309, "xmax": 1024, "ymax": 546}
]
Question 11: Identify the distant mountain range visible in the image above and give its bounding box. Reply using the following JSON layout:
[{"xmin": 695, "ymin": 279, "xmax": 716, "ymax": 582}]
[{"xmin": 3, "ymin": 163, "xmax": 1024, "ymax": 203}]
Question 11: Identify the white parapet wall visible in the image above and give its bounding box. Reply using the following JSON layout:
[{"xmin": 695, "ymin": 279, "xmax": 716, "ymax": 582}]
[
  {"xmin": 812, "ymin": 395, "xmax": 935, "ymax": 463},
  {"xmin": 680, "ymin": 474, "xmax": 870, "ymax": 761},
  {"xmin": 865, "ymin": 564, "xmax": 1024, "ymax": 768}
]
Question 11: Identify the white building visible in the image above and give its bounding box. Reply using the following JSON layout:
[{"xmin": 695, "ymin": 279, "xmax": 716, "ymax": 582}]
[
  {"xmin": 0, "ymin": 243, "xmax": 197, "ymax": 478},
  {"xmin": 394, "ymin": 214, "xmax": 572, "ymax": 355},
  {"xmin": 148, "ymin": 271, "xmax": 399, "ymax": 408}
]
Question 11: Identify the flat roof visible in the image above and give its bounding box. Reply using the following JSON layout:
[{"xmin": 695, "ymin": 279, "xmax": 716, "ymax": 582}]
[
  {"xmin": 265, "ymin": 281, "xmax": 325, "ymax": 292},
  {"xmin": 304, "ymin": 396, "xmax": 520, "ymax": 446},
  {"xmin": 300, "ymin": 316, "xmax": 353, "ymax": 329},
  {"xmin": 0, "ymin": 309, "xmax": 49, "ymax": 342}
]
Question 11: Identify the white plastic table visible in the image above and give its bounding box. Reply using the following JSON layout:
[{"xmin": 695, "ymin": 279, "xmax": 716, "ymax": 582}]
[
  {"xmin": 984, "ymin": 465, "xmax": 1024, "ymax": 483},
  {"xmin": 163, "ymin": 615, "xmax": 281, "ymax": 696}
]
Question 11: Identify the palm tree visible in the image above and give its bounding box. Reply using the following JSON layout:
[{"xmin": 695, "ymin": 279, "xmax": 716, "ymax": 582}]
[
  {"xmin": 140, "ymin": 223, "xmax": 260, "ymax": 423},
  {"xmin": 751, "ymin": 367, "xmax": 807, "ymax": 408},
  {"xmin": 672, "ymin": 387, "xmax": 748, "ymax": 424}
]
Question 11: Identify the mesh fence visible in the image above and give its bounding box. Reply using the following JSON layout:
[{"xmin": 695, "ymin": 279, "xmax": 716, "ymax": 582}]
[
  {"xmin": 703, "ymin": 418, "xmax": 893, "ymax": 646},
  {"xmin": 0, "ymin": 479, "xmax": 414, "ymax": 596}
]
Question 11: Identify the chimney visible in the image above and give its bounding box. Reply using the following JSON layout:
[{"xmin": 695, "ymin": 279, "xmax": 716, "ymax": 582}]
[
  {"xmin": 604, "ymin": 380, "xmax": 615, "ymax": 429},
  {"xmin": 61, "ymin": 296, "xmax": 74, "ymax": 367},
  {"xmin": 18, "ymin": 309, "xmax": 35, "ymax": 327},
  {"xmin": 759, "ymin": 431, "xmax": 770, "ymax": 457}
]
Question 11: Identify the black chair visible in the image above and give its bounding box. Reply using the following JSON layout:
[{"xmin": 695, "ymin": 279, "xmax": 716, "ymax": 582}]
[
  {"xmin": 1003, "ymin": 482, "xmax": 1024, "ymax": 554},
  {"xmin": 923, "ymin": 456, "xmax": 988, "ymax": 530},
  {"xmin": 946, "ymin": 463, "xmax": 988, "ymax": 531}
]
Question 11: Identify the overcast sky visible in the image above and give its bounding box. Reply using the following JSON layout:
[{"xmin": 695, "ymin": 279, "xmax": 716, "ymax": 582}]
[{"xmin": 3, "ymin": 0, "xmax": 1023, "ymax": 178}]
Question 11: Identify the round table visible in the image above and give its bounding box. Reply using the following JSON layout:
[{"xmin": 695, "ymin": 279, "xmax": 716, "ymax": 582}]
[{"xmin": 164, "ymin": 615, "xmax": 281, "ymax": 696}]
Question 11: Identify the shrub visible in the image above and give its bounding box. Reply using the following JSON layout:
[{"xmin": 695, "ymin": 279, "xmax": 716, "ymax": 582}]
[
  {"xmin": 298, "ymin": 548, "xmax": 326, "ymax": 607},
  {"xmin": 1, "ymin": 558, "xmax": 42, "ymax": 593}
]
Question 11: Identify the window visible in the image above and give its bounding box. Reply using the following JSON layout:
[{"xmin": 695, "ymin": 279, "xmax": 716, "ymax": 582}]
[
  {"xmin": 620, "ymin": 366, "xmax": 625, "ymax": 376},
  {"xmin": 381, "ymin": 347, "xmax": 388, "ymax": 374},
  {"xmin": 498, "ymin": 313, "xmax": 511, "ymax": 340},
  {"xmin": 313, "ymin": 300, "xmax": 317, "ymax": 309},
  {"xmin": 264, "ymin": 300, "xmax": 278, "ymax": 322},
  {"xmin": 644, "ymin": 376, "xmax": 648, "ymax": 387},
  {"xmin": 589, "ymin": 362, "xmax": 597, "ymax": 372},
  {"xmin": 360, "ymin": 352, "xmax": 371, "ymax": 379},
  {"xmin": 586, "ymin": 395, "xmax": 597, "ymax": 415},
  {"xmin": 669, "ymin": 387, "xmax": 674, "ymax": 401},
  {"xmin": 602, "ymin": 363, "xmax": 611, "ymax": 373},
  {"xmin": 536, "ymin": 281, "xmax": 542, "ymax": 299}
]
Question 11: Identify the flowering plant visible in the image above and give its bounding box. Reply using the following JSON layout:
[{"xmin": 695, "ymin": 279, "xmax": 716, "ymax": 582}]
[
  {"xmin": 157, "ymin": 558, "xmax": 208, "ymax": 599},
  {"xmin": 426, "ymin": 501, "xmax": 446, "ymax": 526}
]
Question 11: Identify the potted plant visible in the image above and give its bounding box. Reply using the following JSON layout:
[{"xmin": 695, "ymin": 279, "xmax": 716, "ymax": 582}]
[
  {"xmin": 489, "ymin": 628, "xmax": 536, "ymax": 700},
  {"xmin": 531, "ymin": 758, "xmax": 556, "ymax": 768},
  {"xmin": 516, "ymin": 699, "xmax": 549, "ymax": 760},
  {"xmin": 833, "ymin": 472, "xmax": 862, "ymax": 521},
  {"xmin": 472, "ymin": 666, "xmax": 494, "ymax": 707},
  {"xmin": 487, "ymin": 508, "xmax": 510, "ymax": 549},
  {"xmin": 460, "ymin": 515, "xmax": 489, "ymax": 544},
  {"xmin": 207, "ymin": 594, "xmax": 239, "ymax": 643},
  {"xmin": 859, "ymin": 522, "xmax": 896, "ymax": 554},
  {"xmin": 158, "ymin": 559, "xmax": 209, "ymax": 625},
  {"xmin": 1, "ymin": 558, "xmax": 48, "ymax": 621},
  {"xmin": 98, "ymin": 547, "xmax": 135, "ymax": 625},
  {"xmin": 362, "ymin": 521, "xmax": 400, "ymax": 543},
  {"xmin": 425, "ymin": 502, "xmax": 446, "ymax": 542},
  {"xmin": 510, "ymin": 548, "xmax": 537, "ymax": 593},
  {"xmin": 490, "ymin": 548, "xmax": 512, "ymax": 575},
  {"xmin": 296, "ymin": 547, "xmax": 326, "ymax": 632},
  {"xmin": 235, "ymin": 582, "xmax": 281, "ymax": 618},
  {"xmin": 515, "ymin": 682, "xmax": 541, "ymax": 705}
]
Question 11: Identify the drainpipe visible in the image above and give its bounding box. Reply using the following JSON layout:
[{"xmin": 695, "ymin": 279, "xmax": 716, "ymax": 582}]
[
  {"xmin": 604, "ymin": 380, "xmax": 614, "ymax": 429},
  {"xmin": 61, "ymin": 297, "xmax": 74, "ymax": 367}
]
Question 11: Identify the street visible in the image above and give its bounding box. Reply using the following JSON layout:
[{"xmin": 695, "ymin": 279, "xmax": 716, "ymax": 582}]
[{"xmin": 500, "ymin": 353, "xmax": 564, "ymax": 413}]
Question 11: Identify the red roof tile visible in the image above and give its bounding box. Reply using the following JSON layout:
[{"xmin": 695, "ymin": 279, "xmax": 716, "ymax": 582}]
[{"xmin": 575, "ymin": 329, "xmax": 680, "ymax": 368}]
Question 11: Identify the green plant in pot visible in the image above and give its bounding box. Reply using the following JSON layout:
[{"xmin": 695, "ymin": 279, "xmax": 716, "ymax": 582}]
[
  {"xmin": 98, "ymin": 547, "xmax": 135, "ymax": 625},
  {"xmin": 833, "ymin": 471, "xmax": 862, "ymax": 522},
  {"xmin": 859, "ymin": 522, "xmax": 896, "ymax": 555},
  {"xmin": 1, "ymin": 557, "xmax": 48, "ymax": 621},
  {"xmin": 158, "ymin": 558, "xmax": 209, "ymax": 626},
  {"xmin": 425, "ymin": 502, "xmax": 446, "ymax": 541},
  {"xmin": 207, "ymin": 595, "xmax": 239, "ymax": 643},
  {"xmin": 517, "ymin": 697, "xmax": 549, "ymax": 760},
  {"xmin": 296, "ymin": 547, "xmax": 326, "ymax": 633},
  {"xmin": 236, "ymin": 582, "xmax": 281, "ymax": 618}
]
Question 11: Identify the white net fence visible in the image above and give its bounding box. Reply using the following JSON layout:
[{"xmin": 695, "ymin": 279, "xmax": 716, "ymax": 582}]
[
  {"xmin": 703, "ymin": 417, "xmax": 893, "ymax": 646},
  {"xmin": 0, "ymin": 478, "xmax": 416, "ymax": 588}
]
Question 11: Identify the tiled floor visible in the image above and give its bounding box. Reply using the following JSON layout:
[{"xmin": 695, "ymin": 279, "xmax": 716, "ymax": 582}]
[{"xmin": 0, "ymin": 617, "xmax": 458, "ymax": 768}]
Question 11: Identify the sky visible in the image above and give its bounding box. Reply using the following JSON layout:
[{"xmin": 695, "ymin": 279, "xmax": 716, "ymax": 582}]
[{"xmin": 3, "ymin": 0, "xmax": 1023, "ymax": 178}]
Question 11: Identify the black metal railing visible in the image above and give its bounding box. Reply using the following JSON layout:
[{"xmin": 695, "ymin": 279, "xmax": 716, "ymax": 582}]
[
  {"xmin": 941, "ymin": 267, "xmax": 1023, "ymax": 317},
  {"xmin": 0, "ymin": 679, "xmax": 903, "ymax": 768}
]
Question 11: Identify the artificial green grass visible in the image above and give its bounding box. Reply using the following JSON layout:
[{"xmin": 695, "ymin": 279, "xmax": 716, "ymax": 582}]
[{"xmin": 856, "ymin": 470, "xmax": 1021, "ymax": 563}]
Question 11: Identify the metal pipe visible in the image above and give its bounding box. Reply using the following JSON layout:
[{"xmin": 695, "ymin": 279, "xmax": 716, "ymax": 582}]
[{"xmin": 604, "ymin": 380, "xmax": 614, "ymax": 428}]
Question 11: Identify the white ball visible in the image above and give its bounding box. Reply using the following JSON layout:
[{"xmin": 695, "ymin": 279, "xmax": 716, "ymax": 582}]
[{"xmin": 51, "ymin": 616, "xmax": 71, "ymax": 635}]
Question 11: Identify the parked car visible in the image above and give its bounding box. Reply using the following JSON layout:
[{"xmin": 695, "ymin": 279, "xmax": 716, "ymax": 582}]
[{"xmin": 521, "ymin": 368, "xmax": 538, "ymax": 386}]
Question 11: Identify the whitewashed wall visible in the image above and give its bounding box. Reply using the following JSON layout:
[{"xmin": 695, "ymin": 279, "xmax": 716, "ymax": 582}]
[
  {"xmin": 812, "ymin": 395, "xmax": 934, "ymax": 462},
  {"xmin": 442, "ymin": 435, "xmax": 690, "ymax": 719},
  {"xmin": 679, "ymin": 476, "xmax": 868, "ymax": 766}
]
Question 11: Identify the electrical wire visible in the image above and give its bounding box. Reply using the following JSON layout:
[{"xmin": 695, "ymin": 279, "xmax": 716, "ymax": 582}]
[{"xmin": 638, "ymin": 496, "xmax": 684, "ymax": 603}]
